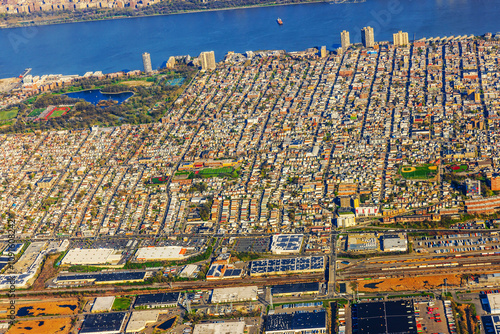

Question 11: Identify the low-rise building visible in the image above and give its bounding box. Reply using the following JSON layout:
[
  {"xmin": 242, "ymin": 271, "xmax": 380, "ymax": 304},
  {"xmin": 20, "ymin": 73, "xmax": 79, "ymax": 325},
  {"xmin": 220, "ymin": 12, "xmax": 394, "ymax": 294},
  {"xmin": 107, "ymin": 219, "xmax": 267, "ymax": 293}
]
[{"xmin": 210, "ymin": 286, "xmax": 258, "ymax": 303}]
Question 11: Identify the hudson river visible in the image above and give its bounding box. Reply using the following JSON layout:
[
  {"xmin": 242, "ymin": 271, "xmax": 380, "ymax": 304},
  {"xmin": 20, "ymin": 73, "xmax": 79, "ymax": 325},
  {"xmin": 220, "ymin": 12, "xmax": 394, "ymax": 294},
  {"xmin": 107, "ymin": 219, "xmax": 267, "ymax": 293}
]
[{"xmin": 0, "ymin": 0, "xmax": 499, "ymax": 78}]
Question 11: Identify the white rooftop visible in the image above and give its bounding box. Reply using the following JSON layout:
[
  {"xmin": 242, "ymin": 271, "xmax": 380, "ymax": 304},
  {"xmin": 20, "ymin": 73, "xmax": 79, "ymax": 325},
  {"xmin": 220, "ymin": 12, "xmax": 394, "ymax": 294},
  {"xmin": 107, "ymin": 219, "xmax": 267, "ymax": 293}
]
[
  {"xmin": 135, "ymin": 246, "xmax": 188, "ymax": 261},
  {"xmin": 61, "ymin": 248, "xmax": 120, "ymax": 265},
  {"xmin": 193, "ymin": 321, "xmax": 245, "ymax": 334},
  {"xmin": 125, "ymin": 310, "xmax": 161, "ymax": 333},
  {"xmin": 91, "ymin": 296, "xmax": 115, "ymax": 313},
  {"xmin": 488, "ymin": 293, "xmax": 500, "ymax": 314},
  {"xmin": 211, "ymin": 286, "xmax": 258, "ymax": 304},
  {"xmin": 270, "ymin": 234, "xmax": 304, "ymax": 254}
]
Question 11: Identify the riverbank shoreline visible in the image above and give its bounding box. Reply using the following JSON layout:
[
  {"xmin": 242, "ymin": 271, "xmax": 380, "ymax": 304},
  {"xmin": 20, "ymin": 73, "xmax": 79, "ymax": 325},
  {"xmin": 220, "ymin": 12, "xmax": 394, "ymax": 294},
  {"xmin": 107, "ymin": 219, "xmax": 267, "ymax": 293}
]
[{"xmin": 0, "ymin": 0, "xmax": 327, "ymax": 29}]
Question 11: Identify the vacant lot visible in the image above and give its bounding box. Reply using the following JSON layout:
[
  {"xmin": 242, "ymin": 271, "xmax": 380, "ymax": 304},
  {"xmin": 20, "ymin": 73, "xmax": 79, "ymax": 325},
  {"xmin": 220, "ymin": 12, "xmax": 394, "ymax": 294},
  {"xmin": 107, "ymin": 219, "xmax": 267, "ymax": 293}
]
[
  {"xmin": 0, "ymin": 300, "xmax": 78, "ymax": 318},
  {"xmin": 32, "ymin": 253, "xmax": 61, "ymax": 290},
  {"xmin": 357, "ymin": 274, "xmax": 461, "ymax": 292},
  {"xmin": 0, "ymin": 77, "xmax": 19, "ymax": 93},
  {"xmin": 112, "ymin": 297, "xmax": 131, "ymax": 311},
  {"xmin": 122, "ymin": 80, "xmax": 154, "ymax": 87},
  {"xmin": 7, "ymin": 318, "xmax": 72, "ymax": 334}
]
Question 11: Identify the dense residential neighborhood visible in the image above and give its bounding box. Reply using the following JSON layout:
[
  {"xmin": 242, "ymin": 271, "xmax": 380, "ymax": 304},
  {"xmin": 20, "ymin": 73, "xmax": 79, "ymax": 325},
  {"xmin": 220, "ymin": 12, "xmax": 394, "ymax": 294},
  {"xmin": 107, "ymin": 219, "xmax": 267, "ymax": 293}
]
[{"xmin": 2, "ymin": 34, "xmax": 500, "ymax": 333}]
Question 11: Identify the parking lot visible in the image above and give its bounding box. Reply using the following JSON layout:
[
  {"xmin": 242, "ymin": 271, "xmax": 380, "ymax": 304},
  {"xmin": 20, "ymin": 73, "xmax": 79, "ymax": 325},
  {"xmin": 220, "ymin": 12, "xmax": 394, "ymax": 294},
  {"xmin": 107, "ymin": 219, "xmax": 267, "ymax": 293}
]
[
  {"xmin": 414, "ymin": 232, "xmax": 500, "ymax": 254},
  {"xmin": 414, "ymin": 300, "xmax": 449, "ymax": 334},
  {"xmin": 232, "ymin": 237, "xmax": 271, "ymax": 253}
]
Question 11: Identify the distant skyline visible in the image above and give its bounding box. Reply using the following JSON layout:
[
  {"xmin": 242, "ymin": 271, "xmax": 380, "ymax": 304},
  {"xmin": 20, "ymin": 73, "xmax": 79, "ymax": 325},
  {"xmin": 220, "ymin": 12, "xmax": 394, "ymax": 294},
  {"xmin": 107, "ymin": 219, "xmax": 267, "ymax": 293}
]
[{"xmin": 0, "ymin": 0, "xmax": 499, "ymax": 77}]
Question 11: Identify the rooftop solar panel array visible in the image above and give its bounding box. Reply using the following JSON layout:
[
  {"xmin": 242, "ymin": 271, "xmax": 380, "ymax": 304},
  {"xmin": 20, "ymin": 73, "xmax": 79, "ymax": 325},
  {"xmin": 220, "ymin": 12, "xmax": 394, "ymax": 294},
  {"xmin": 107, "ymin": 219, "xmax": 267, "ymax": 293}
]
[
  {"xmin": 265, "ymin": 309, "xmax": 327, "ymax": 332},
  {"xmin": 134, "ymin": 292, "xmax": 180, "ymax": 307},
  {"xmin": 250, "ymin": 256, "xmax": 324, "ymax": 275},
  {"xmin": 56, "ymin": 271, "xmax": 146, "ymax": 283},
  {"xmin": 353, "ymin": 300, "xmax": 418, "ymax": 334},
  {"xmin": 224, "ymin": 268, "xmax": 242, "ymax": 277},
  {"xmin": 207, "ymin": 264, "xmax": 225, "ymax": 278},
  {"xmin": 271, "ymin": 234, "xmax": 303, "ymax": 252},
  {"xmin": 271, "ymin": 282, "xmax": 320, "ymax": 295},
  {"xmin": 80, "ymin": 312, "xmax": 126, "ymax": 333}
]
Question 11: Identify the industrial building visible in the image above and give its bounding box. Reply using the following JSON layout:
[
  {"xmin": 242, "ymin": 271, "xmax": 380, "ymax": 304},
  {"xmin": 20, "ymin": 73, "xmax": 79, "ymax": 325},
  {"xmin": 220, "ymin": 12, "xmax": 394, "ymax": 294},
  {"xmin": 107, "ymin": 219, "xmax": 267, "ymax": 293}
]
[
  {"xmin": 3, "ymin": 243, "xmax": 23, "ymax": 255},
  {"xmin": 265, "ymin": 309, "xmax": 327, "ymax": 334},
  {"xmin": 271, "ymin": 282, "xmax": 320, "ymax": 297},
  {"xmin": 125, "ymin": 310, "xmax": 162, "ymax": 333},
  {"xmin": 270, "ymin": 234, "xmax": 304, "ymax": 254},
  {"xmin": 80, "ymin": 312, "xmax": 127, "ymax": 334},
  {"xmin": 486, "ymin": 293, "xmax": 500, "ymax": 314},
  {"xmin": 250, "ymin": 256, "xmax": 325, "ymax": 276},
  {"xmin": 206, "ymin": 263, "xmax": 243, "ymax": 280},
  {"xmin": 193, "ymin": 321, "xmax": 246, "ymax": 334},
  {"xmin": 178, "ymin": 264, "xmax": 199, "ymax": 278},
  {"xmin": 135, "ymin": 246, "xmax": 191, "ymax": 261},
  {"xmin": 91, "ymin": 296, "xmax": 115, "ymax": 313},
  {"xmin": 55, "ymin": 271, "xmax": 147, "ymax": 286},
  {"xmin": 61, "ymin": 248, "xmax": 123, "ymax": 265},
  {"xmin": 481, "ymin": 315, "xmax": 500, "ymax": 334},
  {"xmin": 479, "ymin": 273, "xmax": 500, "ymax": 285},
  {"xmin": 352, "ymin": 300, "xmax": 418, "ymax": 334},
  {"xmin": 381, "ymin": 234, "xmax": 408, "ymax": 252},
  {"xmin": 210, "ymin": 286, "xmax": 258, "ymax": 304},
  {"xmin": 347, "ymin": 234, "xmax": 378, "ymax": 252},
  {"xmin": 134, "ymin": 292, "xmax": 180, "ymax": 309}
]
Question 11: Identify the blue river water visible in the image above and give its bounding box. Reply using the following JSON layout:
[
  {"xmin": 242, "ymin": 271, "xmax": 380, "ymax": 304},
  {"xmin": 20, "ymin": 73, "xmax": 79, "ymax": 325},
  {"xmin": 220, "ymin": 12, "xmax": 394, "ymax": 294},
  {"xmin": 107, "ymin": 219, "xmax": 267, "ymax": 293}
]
[
  {"xmin": 0, "ymin": 0, "xmax": 499, "ymax": 78},
  {"xmin": 65, "ymin": 89, "xmax": 134, "ymax": 105}
]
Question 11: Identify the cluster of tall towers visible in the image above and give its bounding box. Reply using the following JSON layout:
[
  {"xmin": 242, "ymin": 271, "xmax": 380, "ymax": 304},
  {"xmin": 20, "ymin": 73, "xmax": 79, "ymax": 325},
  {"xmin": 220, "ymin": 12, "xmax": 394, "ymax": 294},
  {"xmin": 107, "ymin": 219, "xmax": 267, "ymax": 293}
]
[{"xmin": 340, "ymin": 28, "xmax": 409, "ymax": 50}]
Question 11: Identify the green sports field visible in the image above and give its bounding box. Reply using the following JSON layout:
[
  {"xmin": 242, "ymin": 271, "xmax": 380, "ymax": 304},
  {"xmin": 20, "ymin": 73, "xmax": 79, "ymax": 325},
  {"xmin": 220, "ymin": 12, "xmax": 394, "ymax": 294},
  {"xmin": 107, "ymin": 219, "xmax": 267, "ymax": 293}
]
[
  {"xmin": 400, "ymin": 164, "xmax": 438, "ymax": 179},
  {"xmin": 28, "ymin": 108, "xmax": 45, "ymax": 117},
  {"xmin": 47, "ymin": 106, "xmax": 72, "ymax": 119},
  {"xmin": 199, "ymin": 167, "xmax": 233, "ymax": 175}
]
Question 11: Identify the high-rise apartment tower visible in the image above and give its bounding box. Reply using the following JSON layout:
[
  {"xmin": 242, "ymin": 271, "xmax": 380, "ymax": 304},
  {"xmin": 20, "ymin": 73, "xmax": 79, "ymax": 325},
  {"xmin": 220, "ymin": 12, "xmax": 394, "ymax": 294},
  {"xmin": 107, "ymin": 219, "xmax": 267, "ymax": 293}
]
[
  {"xmin": 341, "ymin": 30, "xmax": 350, "ymax": 50},
  {"xmin": 142, "ymin": 52, "xmax": 153, "ymax": 74},
  {"xmin": 361, "ymin": 26, "xmax": 375, "ymax": 48},
  {"xmin": 199, "ymin": 51, "xmax": 216, "ymax": 71}
]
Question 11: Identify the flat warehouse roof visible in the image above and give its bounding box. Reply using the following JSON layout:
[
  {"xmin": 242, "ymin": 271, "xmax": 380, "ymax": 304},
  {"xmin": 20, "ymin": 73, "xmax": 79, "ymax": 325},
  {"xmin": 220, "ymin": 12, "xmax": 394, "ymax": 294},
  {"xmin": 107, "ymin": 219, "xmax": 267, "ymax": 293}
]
[
  {"xmin": 270, "ymin": 234, "xmax": 303, "ymax": 253},
  {"xmin": 271, "ymin": 282, "xmax": 320, "ymax": 295},
  {"xmin": 135, "ymin": 246, "xmax": 187, "ymax": 260},
  {"xmin": 57, "ymin": 271, "xmax": 146, "ymax": 283},
  {"xmin": 250, "ymin": 256, "xmax": 324, "ymax": 275},
  {"xmin": 211, "ymin": 286, "xmax": 258, "ymax": 303},
  {"xmin": 488, "ymin": 293, "xmax": 500, "ymax": 313},
  {"xmin": 134, "ymin": 292, "xmax": 180, "ymax": 307},
  {"xmin": 353, "ymin": 300, "xmax": 418, "ymax": 334},
  {"xmin": 92, "ymin": 296, "xmax": 115, "ymax": 312},
  {"xmin": 61, "ymin": 248, "xmax": 114, "ymax": 265},
  {"xmin": 80, "ymin": 312, "xmax": 126, "ymax": 333},
  {"xmin": 193, "ymin": 321, "xmax": 245, "ymax": 334},
  {"xmin": 265, "ymin": 309, "xmax": 326, "ymax": 332}
]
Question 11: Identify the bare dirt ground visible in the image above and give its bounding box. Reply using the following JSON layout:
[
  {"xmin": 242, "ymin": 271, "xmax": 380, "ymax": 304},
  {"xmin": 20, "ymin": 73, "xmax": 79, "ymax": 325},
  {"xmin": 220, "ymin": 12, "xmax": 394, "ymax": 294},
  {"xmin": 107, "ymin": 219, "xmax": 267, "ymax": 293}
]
[
  {"xmin": 32, "ymin": 253, "xmax": 60, "ymax": 291},
  {"xmin": 7, "ymin": 318, "xmax": 72, "ymax": 334},
  {"xmin": 357, "ymin": 274, "xmax": 462, "ymax": 292},
  {"xmin": 0, "ymin": 299, "xmax": 78, "ymax": 318},
  {"xmin": 122, "ymin": 80, "xmax": 154, "ymax": 87},
  {"xmin": 0, "ymin": 78, "xmax": 20, "ymax": 93}
]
